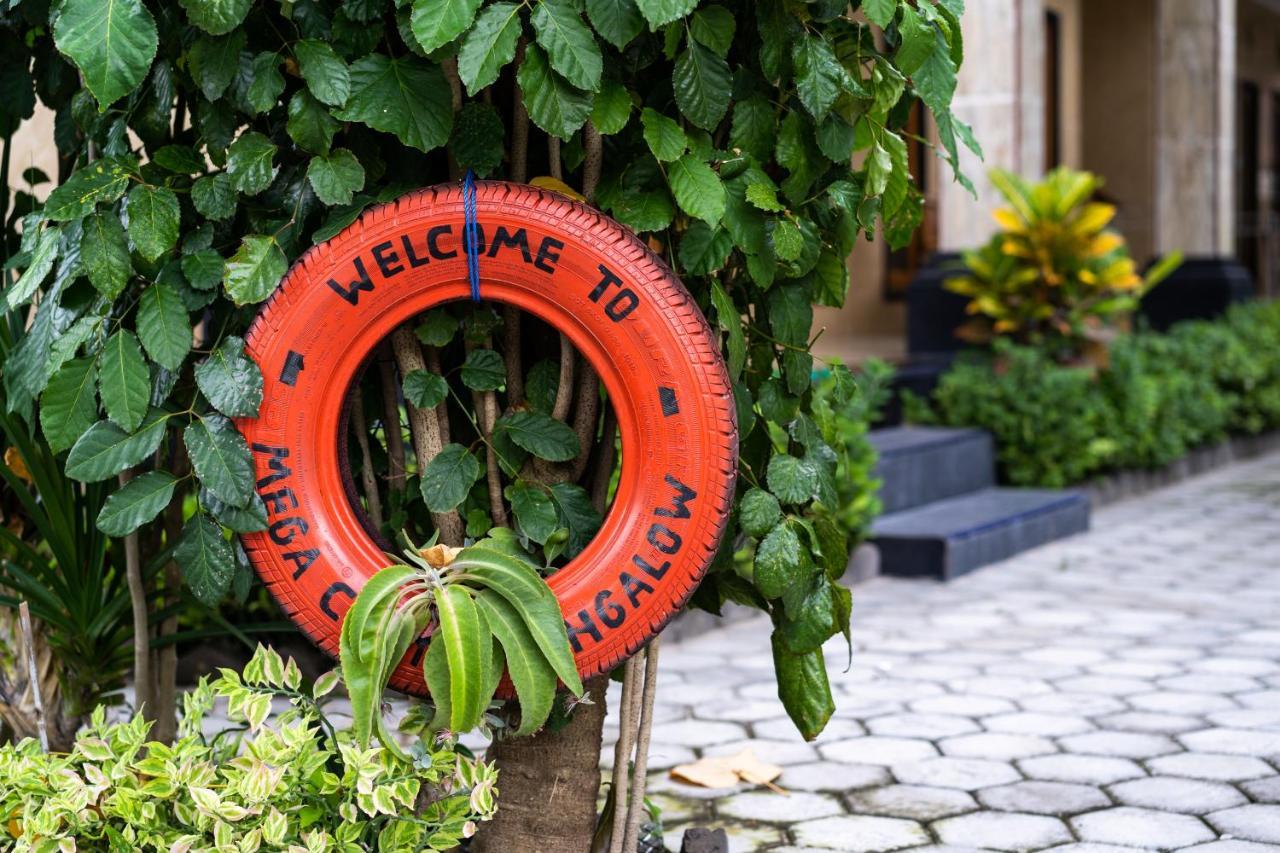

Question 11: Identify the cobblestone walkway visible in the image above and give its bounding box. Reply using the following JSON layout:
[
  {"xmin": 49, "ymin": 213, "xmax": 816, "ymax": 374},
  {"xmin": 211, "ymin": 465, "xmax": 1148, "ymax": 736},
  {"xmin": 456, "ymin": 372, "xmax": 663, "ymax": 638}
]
[{"xmin": 621, "ymin": 452, "xmax": 1280, "ymax": 852}]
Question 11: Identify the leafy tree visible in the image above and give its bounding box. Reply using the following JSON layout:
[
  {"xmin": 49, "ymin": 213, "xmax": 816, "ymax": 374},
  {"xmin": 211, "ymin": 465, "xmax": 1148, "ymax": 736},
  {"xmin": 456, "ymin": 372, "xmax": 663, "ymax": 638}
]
[{"xmin": 1, "ymin": 0, "xmax": 976, "ymax": 847}]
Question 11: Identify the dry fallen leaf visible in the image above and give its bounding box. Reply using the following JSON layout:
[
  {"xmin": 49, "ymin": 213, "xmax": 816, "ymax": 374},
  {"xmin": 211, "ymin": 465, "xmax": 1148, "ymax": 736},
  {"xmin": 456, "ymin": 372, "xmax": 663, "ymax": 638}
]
[
  {"xmin": 529, "ymin": 176, "xmax": 587, "ymax": 203},
  {"xmin": 419, "ymin": 544, "xmax": 462, "ymax": 568},
  {"xmin": 4, "ymin": 446, "xmax": 31, "ymax": 484},
  {"xmin": 670, "ymin": 749, "xmax": 786, "ymax": 794}
]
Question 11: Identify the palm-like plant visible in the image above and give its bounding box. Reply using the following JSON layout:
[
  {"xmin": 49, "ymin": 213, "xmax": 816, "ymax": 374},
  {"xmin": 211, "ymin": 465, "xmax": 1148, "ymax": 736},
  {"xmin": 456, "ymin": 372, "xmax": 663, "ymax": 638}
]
[{"xmin": 947, "ymin": 168, "xmax": 1181, "ymax": 361}]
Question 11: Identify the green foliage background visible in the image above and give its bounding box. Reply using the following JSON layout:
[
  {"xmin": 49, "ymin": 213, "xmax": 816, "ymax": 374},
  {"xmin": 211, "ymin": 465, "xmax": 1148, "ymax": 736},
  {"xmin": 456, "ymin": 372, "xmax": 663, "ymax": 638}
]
[
  {"xmin": 911, "ymin": 301, "xmax": 1280, "ymax": 488},
  {"xmin": 1, "ymin": 0, "xmax": 977, "ymax": 737}
]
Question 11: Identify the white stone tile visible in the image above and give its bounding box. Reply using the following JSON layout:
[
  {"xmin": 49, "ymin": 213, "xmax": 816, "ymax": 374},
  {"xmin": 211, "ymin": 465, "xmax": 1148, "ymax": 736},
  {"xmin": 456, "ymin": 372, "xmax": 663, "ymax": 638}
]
[
  {"xmin": 1179, "ymin": 727, "xmax": 1280, "ymax": 758},
  {"xmin": 932, "ymin": 811, "xmax": 1072, "ymax": 851},
  {"xmin": 892, "ymin": 758, "xmax": 1022, "ymax": 791},
  {"xmin": 1069, "ymin": 807, "xmax": 1215, "ymax": 848},
  {"xmin": 1147, "ymin": 751, "xmax": 1277, "ymax": 781},
  {"xmin": 791, "ymin": 815, "xmax": 930, "ymax": 852},
  {"xmin": 1017, "ymin": 754, "xmax": 1145, "ymax": 785},
  {"xmin": 976, "ymin": 781, "xmax": 1110, "ymax": 816},
  {"xmin": 716, "ymin": 790, "xmax": 844, "ymax": 823},
  {"xmin": 846, "ymin": 785, "xmax": 978, "ymax": 821},
  {"xmin": 1207, "ymin": 805, "xmax": 1280, "ymax": 843},
  {"xmin": 910, "ymin": 695, "xmax": 1019, "ymax": 717},
  {"xmin": 820, "ymin": 736, "xmax": 940, "ymax": 767},
  {"xmin": 702, "ymin": 738, "xmax": 819, "ymax": 767},
  {"xmin": 982, "ymin": 713, "xmax": 1094, "ymax": 738},
  {"xmin": 866, "ymin": 713, "xmax": 982, "ymax": 740},
  {"xmin": 778, "ymin": 761, "xmax": 892, "ymax": 793},
  {"xmin": 1057, "ymin": 731, "xmax": 1179, "ymax": 759},
  {"xmin": 1108, "ymin": 776, "xmax": 1247, "ymax": 814},
  {"xmin": 939, "ymin": 733, "xmax": 1057, "ymax": 761}
]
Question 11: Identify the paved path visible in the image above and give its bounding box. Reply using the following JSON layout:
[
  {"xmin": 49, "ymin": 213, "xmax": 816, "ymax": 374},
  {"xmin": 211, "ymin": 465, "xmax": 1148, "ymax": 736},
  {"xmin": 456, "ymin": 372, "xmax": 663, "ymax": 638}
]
[{"xmin": 620, "ymin": 452, "xmax": 1280, "ymax": 852}]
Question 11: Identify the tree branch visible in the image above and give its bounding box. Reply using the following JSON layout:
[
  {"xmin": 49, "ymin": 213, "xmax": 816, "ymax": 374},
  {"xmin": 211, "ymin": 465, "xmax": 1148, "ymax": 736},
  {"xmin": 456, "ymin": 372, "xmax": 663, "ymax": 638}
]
[
  {"xmin": 567, "ymin": 363, "xmax": 599, "ymax": 482},
  {"xmin": 511, "ymin": 39, "xmax": 530, "ymax": 184},
  {"xmin": 351, "ymin": 385, "xmax": 384, "ymax": 529},
  {"xmin": 391, "ymin": 326, "xmax": 464, "ymax": 545},
  {"xmin": 582, "ymin": 122, "xmax": 603, "ymax": 202},
  {"xmin": 551, "ymin": 334, "xmax": 575, "ymax": 422},
  {"xmin": 590, "ymin": 408, "xmax": 618, "ymax": 512},
  {"xmin": 548, "ymin": 136, "xmax": 562, "ymax": 181},
  {"xmin": 120, "ymin": 469, "xmax": 153, "ymax": 720},
  {"xmin": 377, "ymin": 348, "xmax": 407, "ymax": 491}
]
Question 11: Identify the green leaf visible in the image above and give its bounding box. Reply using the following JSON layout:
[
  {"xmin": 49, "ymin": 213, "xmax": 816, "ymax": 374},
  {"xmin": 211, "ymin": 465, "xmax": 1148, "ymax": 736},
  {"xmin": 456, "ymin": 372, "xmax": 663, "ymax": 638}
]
[
  {"xmin": 423, "ymin": 631, "xmax": 454, "ymax": 732},
  {"xmin": 450, "ymin": 103, "xmax": 506, "ymax": 177},
  {"xmin": 547, "ymin": 482, "xmax": 601, "ymax": 557},
  {"xmin": 668, "ymin": 154, "xmax": 725, "ymax": 225},
  {"xmin": 709, "ymin": 281, "xmax": 745, "ymax": 380},
  {"xmin": 862, "ymin": 0, "xmax": 898, "ymax": 28},
  {"xmin": 506, "ymin": 480, "xmax": 559, "ymax": 544},
  {"xmin": 457, "ymin": 2, "xmax": 523, "ymax": 95},
  {"xmin": 245, "ymin": 52, "xmax": 286, "ymax": 115},
  {"xmin": 99, "ymin": 331, "xmax": 150, "ymax": 433},
  {"xmin": 40, "ymin": 358, "xmax": 99, "ymax": 454},
  {"xmin": 204, "ymin": 489, "xmax": 268, "ymax": 533},
  {"xmin": 585, "ymin": 0, "xmax": 644, "ymax": 49},
  {"xmin": 767, "ymin": 453, "xmax": 817, "ymax": 504},
  {"xmin": 5, "ymin": 229, "xmax": 59, "ymax": 312},
  {"xmin": 44, "ymin": 157, "xmax": 135, "ymax": 221},
  {"xmin": 178, "ymin": 0, "xmax": 251, "ymax": 35},
  {"xmin": 634, "ymin": 0, "xmax": 697, "ymax": 28},
  {"xmin": 673, "ymin": 42, "xmax": 731, "ymax": 131},
  {"xmin": 195, "ymin": 335, "xmax": 263, "ymax": 418},
  {"xmin": 81, "ymin": 210, "xmax": 132, "ymax": 299},
  {"xmin": 754, "ymin": 520, "xmax": 806, "ymax": 599},
  {"xmin": 136, "ymin": 282, "xmax": 190, "ymax": 371},
  {"xmin": 461, "ymin": 348, "xmax": 505, "ymax": 391},
  {"xmin": 192, "ymin": 173, "xmax": 237, "ymax": 221},
  {"xmin": 177, "ymin": 513, "xmax": 235, "ymax": 607},
  {"xmin": 532, "ymin": 0, "xmax": 602, "ymax": 91},
  {"xmin": 422, "ymin": 443, "xmax": 482, "ymax": 512},
  {"xmin": 188, "ymin": 31, "xmax": 245, "ymax": 102},
  {"xmin": 517, "ymin": 44, "xmax": 593, "ymax": 140},
  {"xmin": 65, "ymin": 409, "xmax": 169, "ymax": 482},
  {"xmin": 416, "ymin": 311, "xmax": 459, "ymax": 347},
  {"xmin": 341, "ymin": 564, "xmax": 417, "ymax": 746},
  {"xmin": 96, "ymin": 470, "xmax": 178, "ymax": 536},
  {"xmin": 452, "ymin": 547, "xmax": 582, "ymax": 695},
  {"xmin": 403, "ymin": 370, "xmax": 448, "ymax": 409},
  {"xmin": 474, "ymin": 591, "xmax": 557, "ymax": 735},
  {"xmin": 641, "ymin": 108, "xmax": 686, "ymax": 162},
  {"xmin": 286, "ymin": 90, "xmax": 341, "ymax": 156},
  {"xmin": 185, "ymin": 416, "xmax": 255, "ymax": 507},
  {"xmin": 772, "ymin": 630, "xmax": 834, "ymax": 740},
  {"xmin": 729, "ymin": 96, "xmax": 776, "ymax": 163},
  {"xmin": 689, "ymin": 5, "xmax": 734, "ymax": 56},
  {"xmin": 227, "ymin": 131, "xmax": 278, "ymax": 196},
  {"xmin": 913, "ymin": 26, "xmax": 958, "ymax": 115},
  {"xmin": 771, "ymin": 219, "xmax": 803, "ymax": 261},
  {"xmin": 306, "ymin": 149, "xmax": 366, "ymax": 206},
  {"xmin": 125, "ymin": 185, "xmax": 180, "ymax": 262},
  {"xmin": 745, "ymin": 181, "xmax": 785, "ymax": 213},
  {"xmin": 793, "ymin": 35, "xmax": 846, "ymax": 120},
  {"xmin": 53, "ymin": 0, "xmax": 158, "ymax": 109},
  {"xmin": 153, "ymin": 145, "xmax": 205, "ymax": 174},
  {"xmin": 295, "ymin": 40, "xmax": 351, "ymax": 107},
  {"xmin": 435, "ymin": 585, "xmax": 490, "ymax": 732},
  {"xmin": 590, "ymin": 79, "xmax": 633, "ymax": 135},
  {"xmin": 678, "ymin": 222, "xmax": 732, "ymax": 275},
  {"xmin": 740, "ymin": 487, "xmax": 782, "ymax": 538},
  {"xmin": 224, "ymin": 235, "xmax": 287, "ymax": 306},
  {"xmin": 410, "ymin": 0, "xmax": 482, "ymax": 54},
  {"xmin": 895, "ymin": 4, "xmax": 937, "ymax": 76},
  {"xmin": 608, "ymin": 187, "xmax": 674, "ymax": 233},
  {"xmin": 335, "ymin": 54, "xmax": 454, "ymax": 153},
  {"xmin": 497, "ymin": 411, "xmax": 579, "ymax": 461},
  {"xmin": 182, "ymin": 249, "xmax": 224, "ymax": 291}
]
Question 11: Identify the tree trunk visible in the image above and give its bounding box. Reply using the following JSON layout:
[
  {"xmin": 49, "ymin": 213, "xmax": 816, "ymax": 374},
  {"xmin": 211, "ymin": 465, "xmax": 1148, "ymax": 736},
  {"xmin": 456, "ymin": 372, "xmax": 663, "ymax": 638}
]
[{"xmin": 473, "ymin": 678, "xmax": 608, "ymax": 853}]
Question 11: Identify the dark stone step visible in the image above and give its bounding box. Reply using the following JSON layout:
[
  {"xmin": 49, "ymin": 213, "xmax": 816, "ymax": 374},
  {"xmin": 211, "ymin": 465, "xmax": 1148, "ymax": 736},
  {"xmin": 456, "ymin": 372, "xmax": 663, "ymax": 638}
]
[
  {"xmin": 872, "ymin": 487, "xmax": 1090, "ymax": 580},
  {"xmin": 869, "ymin": 426, "xmax": 995, "ymax": 514}
]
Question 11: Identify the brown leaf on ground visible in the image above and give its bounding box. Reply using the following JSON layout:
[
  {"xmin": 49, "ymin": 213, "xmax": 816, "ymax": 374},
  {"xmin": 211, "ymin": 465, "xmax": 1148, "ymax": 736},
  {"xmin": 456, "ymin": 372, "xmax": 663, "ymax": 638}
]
[
  {"xmin": 670, "ymin": 749, "xmax": 786, "ymax": 794},
  {"xmin": 420, "ymin": 543, "xmax": 462, "ymax": 568}
]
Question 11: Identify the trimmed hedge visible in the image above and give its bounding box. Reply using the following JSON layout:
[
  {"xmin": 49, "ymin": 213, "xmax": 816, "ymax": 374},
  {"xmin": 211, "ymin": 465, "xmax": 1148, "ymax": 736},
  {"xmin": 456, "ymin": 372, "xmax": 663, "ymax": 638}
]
[{"xmin": 909, "ymin": 300, "xmax": 1280, "ymax": 487}]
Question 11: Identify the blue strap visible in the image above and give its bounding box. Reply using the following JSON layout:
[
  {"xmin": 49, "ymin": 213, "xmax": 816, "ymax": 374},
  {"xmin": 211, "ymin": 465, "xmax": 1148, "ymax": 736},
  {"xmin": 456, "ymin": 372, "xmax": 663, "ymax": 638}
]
[{"xmin": 463, "ymin": 170, "xmax": 481, "ymax": 302}]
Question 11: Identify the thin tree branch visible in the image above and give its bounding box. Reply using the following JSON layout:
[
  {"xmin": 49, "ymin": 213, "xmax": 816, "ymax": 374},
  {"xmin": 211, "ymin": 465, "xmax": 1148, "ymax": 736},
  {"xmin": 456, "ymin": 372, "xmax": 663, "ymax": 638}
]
[
  {"xmin": 582, "ymin": 121, "xmax": 603, "ymax": 202},
  {"xmin": 391, "ymin": 326, "xmax": 464, "ymax": 545},
  {"xmin": 590, "ymin": 409, "xmax": 618, "ymax": 512},
  {"xmin": 551, "ymin": 334, "xmax": 575, "ymax": 422},
  {"xmin": 510, "ymin": 39, "xmax": 530, "ymax": 184},
  {"xmin": 502, "ymin": 306, "xmax": 524, "ymax": 406},
  {"xmin": 622, "ymin": 642, "xmax": 661, "ymax": 853},
  {"xmin": 152, "ymin": 443, "xmax": 189, "ymax": 745},
  {"xmin": 120, "ymin": 469, "xmax": 153, "ymax": 720},
  {"xmin": 378, "ymin": 348, "xmax": 407, "ymax": 491},
  {"xmin": 424, "ymin": 346, "xmax": 452, "ymax": 445},
  {"xmin": 568, "ymin": 363, "xmax": 600, "ymax": 482},
  {"xmin": 548, "ymin": 136, "xmax": 562, "ymax": 181},
  {"xmin": 16, "ymin": 603, "xmax": 47, "ymax": 752},
  {"xmin": 466, "ymin": 341, "xmax": 509, "ymax": 528},
  {"xmin": 351, "ymin": 386, "xmax": 384, "ymax": 529},
  {"xmin": 607, "ymin": 655, "xmax": 641, "ymax": 853},
  {"xmin": 443, "ymin": 57, "xmax": 464, "ymax": 181}
]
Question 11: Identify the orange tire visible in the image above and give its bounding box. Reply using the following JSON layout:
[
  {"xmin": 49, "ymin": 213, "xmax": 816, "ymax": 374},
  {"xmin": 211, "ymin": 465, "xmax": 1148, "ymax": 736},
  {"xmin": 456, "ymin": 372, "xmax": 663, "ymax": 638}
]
[{"xmin": 238, "ymin": 182, "xmax": 737, "ymax": 695}]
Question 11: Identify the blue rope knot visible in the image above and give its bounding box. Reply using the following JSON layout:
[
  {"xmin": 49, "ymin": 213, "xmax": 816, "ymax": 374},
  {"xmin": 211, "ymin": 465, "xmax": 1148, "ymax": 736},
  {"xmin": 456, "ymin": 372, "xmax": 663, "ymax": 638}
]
[{"xmin": 463, "ymin": 170, "xmax": 481, "ymax": 302}]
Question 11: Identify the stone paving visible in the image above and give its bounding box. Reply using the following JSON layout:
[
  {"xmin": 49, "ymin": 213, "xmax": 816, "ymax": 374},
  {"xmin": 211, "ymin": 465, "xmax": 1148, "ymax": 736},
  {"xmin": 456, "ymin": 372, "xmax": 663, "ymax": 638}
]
[{"xmin": 613, "ymin": 452, "xmax": 1280, "ymax": 852}]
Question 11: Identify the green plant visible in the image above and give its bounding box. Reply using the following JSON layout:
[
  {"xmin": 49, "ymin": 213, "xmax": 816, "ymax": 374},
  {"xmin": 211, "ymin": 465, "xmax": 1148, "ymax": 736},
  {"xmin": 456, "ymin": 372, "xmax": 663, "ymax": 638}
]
[
  {"xmin": 341, "ymin": 532, "xmax": 583, "ymax": 748},
  {"xmin": 914, "ymin": 301, "xmax": 1280, "ymax": 487},
  {"xmin": 0, "ymin": 645, "xmax": 497, "ymax": 852},
  {"xmin": 946, "ymin": 168, "xmax": 1180, "ymax": 360}
]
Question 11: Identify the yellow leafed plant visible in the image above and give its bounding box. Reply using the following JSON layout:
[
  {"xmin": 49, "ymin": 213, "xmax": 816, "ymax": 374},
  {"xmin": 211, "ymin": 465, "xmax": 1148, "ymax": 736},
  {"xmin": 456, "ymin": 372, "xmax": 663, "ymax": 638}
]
[{"xmin": 946, "ymin": 168, "xmax": 1181, "ymax": 361}]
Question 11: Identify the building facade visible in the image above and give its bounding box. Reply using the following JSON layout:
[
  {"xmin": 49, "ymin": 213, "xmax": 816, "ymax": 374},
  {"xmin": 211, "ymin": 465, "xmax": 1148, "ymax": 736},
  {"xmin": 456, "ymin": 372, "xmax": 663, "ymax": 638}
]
[{"xmin": 819, "ymin": 0, "xmax": 1280, "ymax": 363}]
